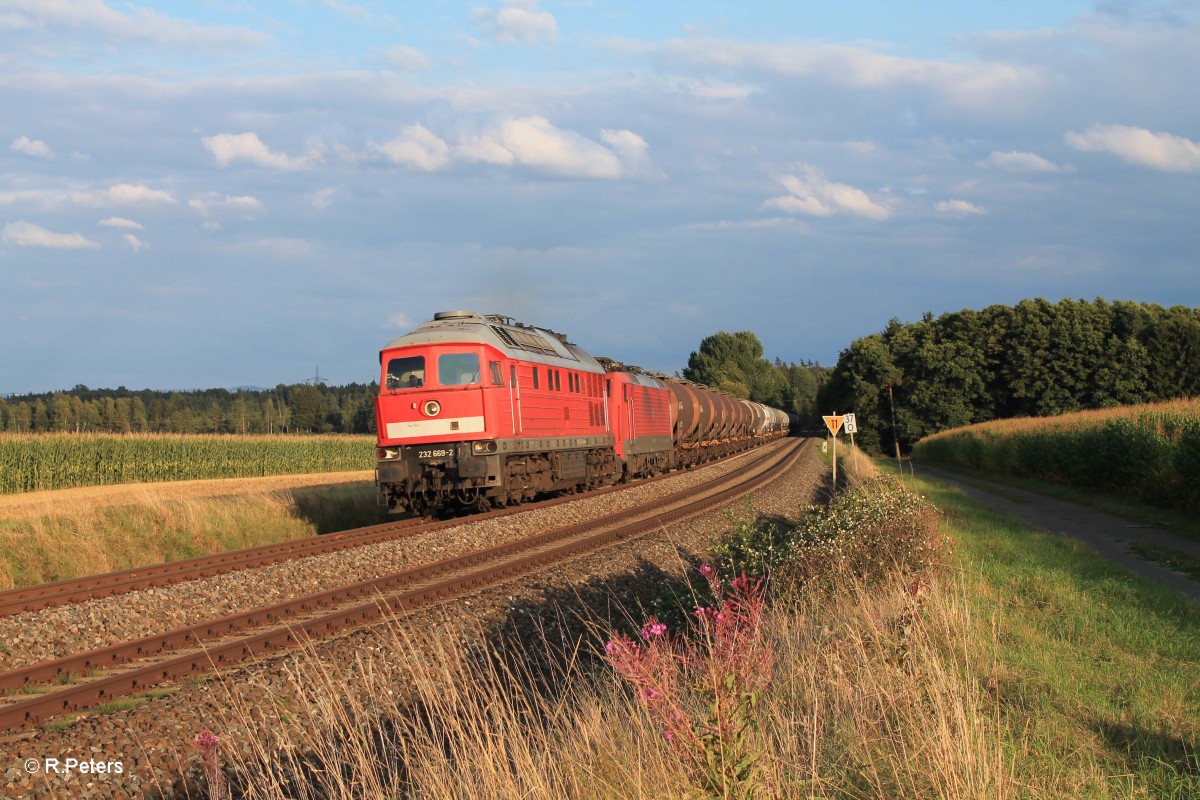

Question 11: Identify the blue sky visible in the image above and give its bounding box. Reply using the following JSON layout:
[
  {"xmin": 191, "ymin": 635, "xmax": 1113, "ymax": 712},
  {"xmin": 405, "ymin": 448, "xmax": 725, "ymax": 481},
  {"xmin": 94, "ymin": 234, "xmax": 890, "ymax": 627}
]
[{"xmin": 2, "ymin": 1, "xmax": 1198, "ymax": 394}]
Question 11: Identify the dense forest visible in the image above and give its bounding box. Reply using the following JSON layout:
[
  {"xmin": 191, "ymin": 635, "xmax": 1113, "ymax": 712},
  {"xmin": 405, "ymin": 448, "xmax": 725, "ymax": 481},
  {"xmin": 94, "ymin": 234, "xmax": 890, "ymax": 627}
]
[
  {"xmin": 819, "ymin": 298, "xmax": 1200, "ymax": 454},
  {"xmin": 0, "ymin": 383, "xmax": 379, "ymax": 435}
]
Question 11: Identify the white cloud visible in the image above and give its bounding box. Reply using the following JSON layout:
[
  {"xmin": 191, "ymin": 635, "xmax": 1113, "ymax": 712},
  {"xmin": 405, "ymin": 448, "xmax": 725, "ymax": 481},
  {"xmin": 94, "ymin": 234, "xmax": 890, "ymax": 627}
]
[
  {"xmin": 375, "ymin": 124, "xmax": 452, "ymax": 172},
  {"xmin": 600, "ymin": 128, "xmax": 649, "ymax": 159},
  {"xmin": 934, "ymin": 199, "xmax": 986, "ymax": 216},
  {"xmin": 307, "ymin": 188, "xmax": 338, "ymax": 210},
  {"xmin": 670, "ymin": 78, "xmax": 758, "ymax": 101},
  {"xmin": 1065, "ymin": 124, "xmax": 1200, "ymax": 173},
  {"xmin": 764, "ymin": 166, "xmax": 891, "ymax": 220},
  {"xmin": 474, "ymin": 2, "xmax": 558, "ymax": 43},
  {"xmin": 123, "ymin": 233, "xmax": 147, "ymax": 252},
  {"xmin": 202, "ymin": 132, "xmax": 320, "ymax": 170},
  {"xmin": 654, "ymin": 37, "xmax": 1042, "ymax": 110},
  {"xmin": 2, "ymin": 220, "xmax": 100, "ymax": 249},
  {"xmin": 459, "ymin": 116, "xmax": 647, "ymax": 179},
  {"xmin": 383, "ymin": 44, "xmax": 433, "ymax": 71},
  {"xmin": 387, "ymin": 312, "xmax": 412, "ymax": 329},
  {"xmin": 10, "ymin": 136, "xmax": 53, "ymax": 157},
  {"xmin": 0, "ymin": 0, "xmax": 269, "ymax": 50},
  {"xmin": 0, "ymin": 184, "xmax": 175, "ymax": 209},
  {"xmin": 188, "ymin": 193, "xmax": 265, "ymax": 218},
  {"xmin": 981, "ymin": 150, "xmax": 1062, "ymax": 173},
  {"xmin": 98, "ymin": 216, "xmax": 143, "ymax": 229},
  {"xmin": 102, "ymin": 183, "xmax": 176, "ymax": 206}
]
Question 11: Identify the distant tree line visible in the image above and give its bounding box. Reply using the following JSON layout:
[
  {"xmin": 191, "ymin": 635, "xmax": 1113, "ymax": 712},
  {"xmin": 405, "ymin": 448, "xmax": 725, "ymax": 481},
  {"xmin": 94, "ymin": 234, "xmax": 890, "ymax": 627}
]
[
  {"xmin": 819, "ymin": 298, "xmax": 1200, "ymax": 454},
  {"xmin": 681, "ymin": 330, "xmax": 830, "ymax": 422},
  {"xmin": 0, "ymin": 383, "xmax": 379, "ymax": 435}
]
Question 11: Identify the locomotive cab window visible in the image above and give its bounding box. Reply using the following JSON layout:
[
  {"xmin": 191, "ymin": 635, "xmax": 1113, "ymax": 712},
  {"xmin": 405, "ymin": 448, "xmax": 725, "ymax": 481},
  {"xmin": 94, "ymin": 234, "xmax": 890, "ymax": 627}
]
[
  {"xmin": 439, "ymin": 353, "xmax": 481, "ymax": 386},
  {"xmin": 490, "ymin": 361, "xmax": 504, "ymax": 386},
  {"xmin": 385, "ymin": 355, "xmax": 425, "ymax": 390}
]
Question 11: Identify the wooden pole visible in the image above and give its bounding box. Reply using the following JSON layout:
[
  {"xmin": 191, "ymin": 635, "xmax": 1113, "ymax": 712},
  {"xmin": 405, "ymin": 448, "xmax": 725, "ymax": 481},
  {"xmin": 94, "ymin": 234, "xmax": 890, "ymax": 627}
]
[{"xmin": 831, "ymin": 419, "xmax": 838, "ymax": 490}]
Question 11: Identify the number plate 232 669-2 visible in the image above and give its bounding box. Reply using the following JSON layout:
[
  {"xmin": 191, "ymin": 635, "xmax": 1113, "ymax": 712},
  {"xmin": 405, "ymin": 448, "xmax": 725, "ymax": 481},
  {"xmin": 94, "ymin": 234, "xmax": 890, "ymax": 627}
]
[{"xmin": 417, "ymin": 448, "xmax": 454, "ymax": 460}]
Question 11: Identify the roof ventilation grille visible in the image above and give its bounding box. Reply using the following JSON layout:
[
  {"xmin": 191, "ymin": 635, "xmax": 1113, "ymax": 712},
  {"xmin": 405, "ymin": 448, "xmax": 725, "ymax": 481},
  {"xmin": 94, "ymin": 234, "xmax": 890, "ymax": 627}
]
[{"xmin": 433, "ymin": 310, "xmax": 478, "ymax": 321}]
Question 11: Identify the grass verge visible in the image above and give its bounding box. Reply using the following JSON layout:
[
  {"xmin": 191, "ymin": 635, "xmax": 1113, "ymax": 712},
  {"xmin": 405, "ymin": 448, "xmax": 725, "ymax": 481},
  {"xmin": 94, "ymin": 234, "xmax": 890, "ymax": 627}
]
[{"xmin": 895, "ymin": 462, "xmax": 1200, "ymax": 799}]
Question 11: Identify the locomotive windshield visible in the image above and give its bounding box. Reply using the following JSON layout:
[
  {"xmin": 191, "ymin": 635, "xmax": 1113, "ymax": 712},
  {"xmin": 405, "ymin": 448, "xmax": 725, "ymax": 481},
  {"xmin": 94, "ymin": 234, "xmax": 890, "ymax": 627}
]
[
  {"xmin": 385, "ymin": 355, "xmax": 425, "ymax": 389},
  {"xmin": 439, "ymin": 353, "xmax": 481, "ymax": 386}
]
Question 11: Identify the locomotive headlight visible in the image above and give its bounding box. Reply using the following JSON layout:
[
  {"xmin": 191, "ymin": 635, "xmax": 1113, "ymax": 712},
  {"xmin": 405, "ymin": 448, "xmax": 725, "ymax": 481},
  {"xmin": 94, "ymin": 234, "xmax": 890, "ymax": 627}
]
[
  {"xmin": 472, "ymin": 441, "xmax": 497, "ymax": 454},
  {"xmin": 423, "ymin": 400, "xmax": 441, "ymax": 417},
  {"xmin": 376, "ymin": 447, "xmax": 399, "ymax": 460}
]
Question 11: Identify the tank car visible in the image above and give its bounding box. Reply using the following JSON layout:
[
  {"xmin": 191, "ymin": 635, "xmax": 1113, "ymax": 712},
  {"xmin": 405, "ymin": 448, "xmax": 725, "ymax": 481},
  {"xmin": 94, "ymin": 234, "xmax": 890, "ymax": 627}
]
[{"xmin": 375, "ymin": 311, "xmax": 790, "ymax": 516}]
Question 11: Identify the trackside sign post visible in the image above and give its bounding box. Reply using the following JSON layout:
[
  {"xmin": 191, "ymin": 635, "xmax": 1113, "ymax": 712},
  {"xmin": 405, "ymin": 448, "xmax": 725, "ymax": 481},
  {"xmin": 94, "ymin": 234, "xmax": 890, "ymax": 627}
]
[
  {"xmin": 843, "ymin": 413, "xmax": 859, "ymax": 473},
  {"xmin": 823, "ymin": 414, "xmax": 844, "ymax": 487}
]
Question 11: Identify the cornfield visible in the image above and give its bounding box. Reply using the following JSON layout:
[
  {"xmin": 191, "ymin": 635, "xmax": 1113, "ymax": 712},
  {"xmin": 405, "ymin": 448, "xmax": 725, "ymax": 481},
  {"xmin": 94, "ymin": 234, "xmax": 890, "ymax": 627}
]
[
  {"xmin": 912, "ymin": 398, "xmax": 1200, "ymax": 511},
  {"xmin": 0, "ymin": 433, "xmax": 375, "ymax": 495}
]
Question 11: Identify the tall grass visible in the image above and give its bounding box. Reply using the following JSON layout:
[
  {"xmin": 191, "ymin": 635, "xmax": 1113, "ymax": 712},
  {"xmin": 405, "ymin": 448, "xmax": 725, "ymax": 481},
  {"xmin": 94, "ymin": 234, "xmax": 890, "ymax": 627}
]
[
  {"xmin": 193, "ymin": 570, "xmax": 1026, "ymax": 799},
  {"xmin": 0, "ymin": 482, "xmax": 387, "ymax": 589},
  {"xmin": 0, "ymin": 432, "xmax": 375, "ymax": 495},
  {"xmin": 912, "ymin": 398, "xmax": 1200, "ymax": 511}
]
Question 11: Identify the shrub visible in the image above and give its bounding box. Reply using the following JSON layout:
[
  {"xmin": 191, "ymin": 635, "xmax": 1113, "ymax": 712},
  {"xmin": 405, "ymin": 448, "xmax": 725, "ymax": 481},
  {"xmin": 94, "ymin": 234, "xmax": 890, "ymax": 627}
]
[{"xmin": 707, "ymin": 474, "xmax": 943, "ymax": 595}]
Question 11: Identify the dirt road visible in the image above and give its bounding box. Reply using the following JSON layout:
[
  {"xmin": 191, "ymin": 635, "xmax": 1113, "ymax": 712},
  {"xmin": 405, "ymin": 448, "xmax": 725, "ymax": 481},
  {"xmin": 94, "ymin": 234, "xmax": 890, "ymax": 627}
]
[{"xmin": 915, "ymin": 464, "xmax": 1200, "ymax": 602}]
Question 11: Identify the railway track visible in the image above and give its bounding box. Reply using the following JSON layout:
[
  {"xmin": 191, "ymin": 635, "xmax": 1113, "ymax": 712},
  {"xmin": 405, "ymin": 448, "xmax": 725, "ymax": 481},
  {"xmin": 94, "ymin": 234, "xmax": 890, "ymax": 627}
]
[
  {"xmin": 0, "ymin": 438, "xmax": 805, "ymax": 730},
  {"xmin": 0, "ymin": 439, "xmax": 784, "ymax": 619}
]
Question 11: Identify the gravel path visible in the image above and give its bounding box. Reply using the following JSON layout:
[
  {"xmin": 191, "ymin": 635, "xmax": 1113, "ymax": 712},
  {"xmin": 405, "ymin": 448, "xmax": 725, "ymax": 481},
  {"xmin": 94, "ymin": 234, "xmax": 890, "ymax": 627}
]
[
  {"xmin": 915, "ymin": 463, "xmax": 1200, "ymax": 601},
  {"xmin": 1, "ymin": 441, "xmax": 824, "ymax": 799}
]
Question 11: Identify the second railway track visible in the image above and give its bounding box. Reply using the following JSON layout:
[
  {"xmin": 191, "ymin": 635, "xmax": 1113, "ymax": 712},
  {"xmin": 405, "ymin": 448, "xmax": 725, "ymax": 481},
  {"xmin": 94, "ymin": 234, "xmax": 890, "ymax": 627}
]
[{"xmin": 0, "ymin": 438, "xmax": 806, "ymax": 730}]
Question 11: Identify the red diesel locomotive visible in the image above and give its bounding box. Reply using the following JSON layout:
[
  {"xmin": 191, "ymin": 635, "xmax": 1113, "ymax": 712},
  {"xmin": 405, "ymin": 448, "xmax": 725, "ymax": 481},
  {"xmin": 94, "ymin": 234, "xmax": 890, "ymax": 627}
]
[{"xmin": 374, "ymin": 311, "xmax": 791, "ymax": 516}]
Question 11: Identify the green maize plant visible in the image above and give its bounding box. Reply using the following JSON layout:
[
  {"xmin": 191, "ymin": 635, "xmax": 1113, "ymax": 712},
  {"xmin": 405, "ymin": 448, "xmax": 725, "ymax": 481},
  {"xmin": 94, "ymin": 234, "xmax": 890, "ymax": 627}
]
[{"xmin": 0, "ymin": 433, "xmax": 375, "ymax": 495}]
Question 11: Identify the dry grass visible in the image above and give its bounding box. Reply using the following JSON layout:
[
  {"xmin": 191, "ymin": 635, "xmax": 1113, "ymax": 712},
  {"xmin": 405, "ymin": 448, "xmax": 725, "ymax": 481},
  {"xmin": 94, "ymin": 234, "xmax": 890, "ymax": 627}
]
[
  {"xmin": 189, "ymin": 569, "xmax": 1022, "ymax": 800},
  {"xmin": 0, "ymin": 479, "xmax": 384, "ymax": 589}
]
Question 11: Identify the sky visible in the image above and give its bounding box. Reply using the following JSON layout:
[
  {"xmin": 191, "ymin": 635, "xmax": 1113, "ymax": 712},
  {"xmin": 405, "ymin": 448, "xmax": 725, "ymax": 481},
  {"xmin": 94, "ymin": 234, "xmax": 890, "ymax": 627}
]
[{"xmin": 2, "ymin": 0, "xmax": 1198, "ymax": 394}]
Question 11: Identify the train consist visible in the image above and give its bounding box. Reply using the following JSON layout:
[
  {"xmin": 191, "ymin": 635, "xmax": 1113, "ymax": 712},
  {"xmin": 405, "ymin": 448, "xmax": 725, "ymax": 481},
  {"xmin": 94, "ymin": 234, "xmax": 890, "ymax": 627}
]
[{"xmin": 374, "ymin": 311, "xmax": 794, "ymax": 516}]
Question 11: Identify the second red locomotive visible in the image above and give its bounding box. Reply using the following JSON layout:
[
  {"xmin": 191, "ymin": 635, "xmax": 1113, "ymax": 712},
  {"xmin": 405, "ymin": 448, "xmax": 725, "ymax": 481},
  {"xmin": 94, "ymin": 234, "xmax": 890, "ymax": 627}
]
[{"xmin": 375, "ymin": 311, "xmax": 791, "ymax": 516}]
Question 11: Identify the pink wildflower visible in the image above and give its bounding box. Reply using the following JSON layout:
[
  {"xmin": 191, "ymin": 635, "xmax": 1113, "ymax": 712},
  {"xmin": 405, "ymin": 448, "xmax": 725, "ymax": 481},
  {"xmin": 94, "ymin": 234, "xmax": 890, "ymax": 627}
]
[{"xmin": 640, "ymin": 621, "xmax": 668, "ymax": 639}]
